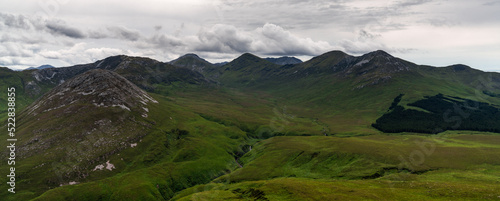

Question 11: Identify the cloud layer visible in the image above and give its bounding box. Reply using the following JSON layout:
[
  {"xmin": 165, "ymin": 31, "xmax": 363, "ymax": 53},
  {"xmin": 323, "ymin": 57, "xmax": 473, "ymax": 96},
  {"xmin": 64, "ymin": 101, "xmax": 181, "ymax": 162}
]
[{"xmin": 0, "ymin": 0, "xmax": 499, "ymax": 71}]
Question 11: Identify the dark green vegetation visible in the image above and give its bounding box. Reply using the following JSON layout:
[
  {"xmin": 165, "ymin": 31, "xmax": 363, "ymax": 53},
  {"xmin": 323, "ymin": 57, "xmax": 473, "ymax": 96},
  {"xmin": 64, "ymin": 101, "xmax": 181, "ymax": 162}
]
[
  {"xmin": 1, "ymin": 50, "xmax": 500, "ymax": 200},
  {"xmin": 373, "ymin": 94, "xmax": 500, "ymax": 133}
]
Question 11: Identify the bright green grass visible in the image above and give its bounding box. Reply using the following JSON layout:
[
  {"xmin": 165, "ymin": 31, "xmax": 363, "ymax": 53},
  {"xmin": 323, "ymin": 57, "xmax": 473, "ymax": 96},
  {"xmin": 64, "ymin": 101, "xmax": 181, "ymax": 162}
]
[{"xmin": 173, "ymin": 175, "xmax": 500, "ymax": 201}]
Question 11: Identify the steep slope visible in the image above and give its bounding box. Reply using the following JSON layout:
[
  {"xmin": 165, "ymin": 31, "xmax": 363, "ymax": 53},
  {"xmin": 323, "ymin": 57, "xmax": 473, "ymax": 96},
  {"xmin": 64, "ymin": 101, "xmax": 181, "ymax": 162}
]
[{"xmin": 1, "ymin": 69, "xmax": 158, "ymax": 199}]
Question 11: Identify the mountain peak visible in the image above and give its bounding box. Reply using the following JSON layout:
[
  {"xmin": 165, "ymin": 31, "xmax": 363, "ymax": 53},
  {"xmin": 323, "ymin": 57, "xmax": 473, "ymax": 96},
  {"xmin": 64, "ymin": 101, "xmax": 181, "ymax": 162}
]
[
  {"xmin": 95, "ymin": 55, "xmax": 161, "ymax": 70},
  {"xmin": 324, "ymin": 50, "xmax": 349, "ymax": 57},
  {"xmin": 238, "ymin": 52, "xmax": 260, "ymax": 60},
  {"xmin": 169, "ymin": 53, "xmax": 214, "ymax": 74},
  {"xmin": 170, "ymin": 53, "xmax": 211, "ymax": 64},
  {"xmin": 227, "ymin": 53, "xmax": 274, "ymax": 67},
  {"xmin": 27, "ymin": 69, "xmax": 157, "ymax": 116},
  {"xmin": 363, "ymin": 50, "xmax": 394, "ymax": 58},
  {"xmin": 181, "ymin": 53, "xmax": 201, "ymax": 58}
]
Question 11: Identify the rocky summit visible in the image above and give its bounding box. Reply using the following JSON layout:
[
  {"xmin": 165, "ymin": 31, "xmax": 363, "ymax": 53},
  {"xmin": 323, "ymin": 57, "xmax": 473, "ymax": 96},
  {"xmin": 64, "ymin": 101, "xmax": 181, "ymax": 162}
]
[{"xmin": 27, "ymin": 69, "xmax": 157, "ymax": 117}]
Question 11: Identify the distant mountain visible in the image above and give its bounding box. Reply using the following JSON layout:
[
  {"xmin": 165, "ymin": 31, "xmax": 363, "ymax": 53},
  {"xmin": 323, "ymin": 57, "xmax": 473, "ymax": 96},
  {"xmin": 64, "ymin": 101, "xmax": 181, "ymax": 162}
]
[
  {"xmin": 169, "ymin": 53, "xmax": 214, "ymax": 73},
  {"xmin": 217, "ymin": 53, "xmax": 281, "ymax": 86},
  {"xmin": 264, "ymin": 56, "xmax": 302, "ymax": 65},
  {"xmin": 214, "ymin": 61, "xmax": 229, "ymax": 66},
  {"xmin": 25, "ymin": 64, "xmax": 55, "ymax": 71},
  {"xmin": 31, "ymin": 55, "xmax": 208, "ymax": 93}
]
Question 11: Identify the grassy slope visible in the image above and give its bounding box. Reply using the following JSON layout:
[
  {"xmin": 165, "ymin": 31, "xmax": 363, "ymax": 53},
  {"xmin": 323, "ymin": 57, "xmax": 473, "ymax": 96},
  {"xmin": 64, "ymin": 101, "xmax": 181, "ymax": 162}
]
[{"xmin": 173, "ymin": 133, "xmax": 500, "ymax": 200}]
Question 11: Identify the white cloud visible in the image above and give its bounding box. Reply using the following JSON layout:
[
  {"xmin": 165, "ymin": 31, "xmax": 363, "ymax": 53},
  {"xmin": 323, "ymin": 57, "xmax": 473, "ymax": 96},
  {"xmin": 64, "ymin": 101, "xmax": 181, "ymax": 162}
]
[{"xmin": 254, "ymin": 23, "xmax": 334, "ymax": 55}]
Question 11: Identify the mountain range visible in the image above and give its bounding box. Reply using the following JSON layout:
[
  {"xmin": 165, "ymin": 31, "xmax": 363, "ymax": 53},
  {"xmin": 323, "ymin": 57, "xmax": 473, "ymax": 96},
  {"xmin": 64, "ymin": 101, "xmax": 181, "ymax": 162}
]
[{"xmin": 1, "ymin": 50, "xmax": 500, "ymax": 200}]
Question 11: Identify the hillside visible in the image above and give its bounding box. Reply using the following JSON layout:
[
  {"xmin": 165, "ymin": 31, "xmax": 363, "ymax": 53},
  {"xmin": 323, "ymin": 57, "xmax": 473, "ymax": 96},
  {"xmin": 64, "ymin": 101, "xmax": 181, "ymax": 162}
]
[{"xmin": 1, "ymin": 69, "xmax": 160, "ymax": 198}]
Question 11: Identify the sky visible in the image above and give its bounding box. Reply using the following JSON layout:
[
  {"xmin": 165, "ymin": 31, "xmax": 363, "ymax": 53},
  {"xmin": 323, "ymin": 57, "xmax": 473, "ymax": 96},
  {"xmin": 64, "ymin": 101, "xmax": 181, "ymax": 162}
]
[{"xmin": 0, "ymin": 0, "xmax": 499, "ymax": 71}]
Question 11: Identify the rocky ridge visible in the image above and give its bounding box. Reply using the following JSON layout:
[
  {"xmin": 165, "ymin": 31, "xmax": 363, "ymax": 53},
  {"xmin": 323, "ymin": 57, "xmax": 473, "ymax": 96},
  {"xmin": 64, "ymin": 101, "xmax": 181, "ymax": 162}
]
[{"xmin": 27, "ymin": 69, "xmax": 157, "ymax": 117}]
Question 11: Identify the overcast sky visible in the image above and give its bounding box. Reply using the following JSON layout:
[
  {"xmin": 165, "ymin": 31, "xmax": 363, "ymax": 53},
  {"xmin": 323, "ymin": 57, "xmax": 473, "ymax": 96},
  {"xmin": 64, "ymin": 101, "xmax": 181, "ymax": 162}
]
[{"xmin": 0, "ymin": 0, "xmax": 499, "ymax": 71}]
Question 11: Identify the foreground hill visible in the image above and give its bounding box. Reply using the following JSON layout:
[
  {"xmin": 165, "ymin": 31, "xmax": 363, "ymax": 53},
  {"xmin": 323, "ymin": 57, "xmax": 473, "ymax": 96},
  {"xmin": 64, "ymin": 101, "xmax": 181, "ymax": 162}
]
[{"xmin": 2, "ymin": 69, "xmax": 158, "ymax": 198}]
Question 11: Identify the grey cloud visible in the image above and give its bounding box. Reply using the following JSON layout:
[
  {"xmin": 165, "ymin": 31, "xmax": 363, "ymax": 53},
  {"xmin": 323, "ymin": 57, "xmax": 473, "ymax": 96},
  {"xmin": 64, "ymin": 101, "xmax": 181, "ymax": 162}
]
[
  {"xmin": 107, "ymin": 26, "xmax": 141, "ymax": 41},
  {"xmin": 216, "ymin": 0, "xmax": 434, "ymax": 33},
  {"xmin": 195, "ymin": 24, "xmax": 253, "ymax": 53},
  {"xmin": 358, "ymin": 30, "xmax": 381, "ymax": 40},
  {"xmin": 483, "ymin": 1, "xmax": 500, "ymax": 6},
  {"xmin": 87, "ymin": 30, "xmax": 108, "ymax": 39},
  {"xmin": 148, "ymin": 34, "xmax": 185, "ymax": 48},
  {"xmin": 394, "ymin": 0, "xmax": 432, "ymax": 8},
  {"xmin": 0, "ymin": 34, "xmax": 46, "ymax": 44},
  {"xmin": 0, "ymin": 56, "xmax": 25, "ymax": 66},
  {"xmin": 0, "ymin": 13, "xmax": 86, "ymax": 38},
  {"xmin": 45, "ymin": 20, "xmax": 86, "ymax": 39},
  {"xmin": 423, "ymin": 18, "xmax": 459, "ymax": 27},
  {"xmin": 339, "ymin": 39, "xmax": 387, "ymax": 55},
  {"xmin": 1, "ymin": 13, "xmax": 147, "ymax": 41},
  {"xmin": 0, "ymin": 43, "xmax": 36, "ymax": 58},
  {"xmin": 338, "ymin": 29, "xmax": 416, "ymax": 55},
  {"xmin": 339, "ymin": 40, "xmax": 417, "ymax": 55},
  {"xmin": 193, "ymin": 23, "xmax": 332, "ymax": 56},
  {"xmin": 0, "ymin": 13, "xmax": 32, "ymax": 30}
]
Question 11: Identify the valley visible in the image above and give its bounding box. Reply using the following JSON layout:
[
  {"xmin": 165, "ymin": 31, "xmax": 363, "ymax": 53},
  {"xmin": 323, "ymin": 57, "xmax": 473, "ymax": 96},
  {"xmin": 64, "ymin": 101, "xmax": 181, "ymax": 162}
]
[{"xmin": 1, "ymin": 50, "xmax": 500, "ymax": 200}]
